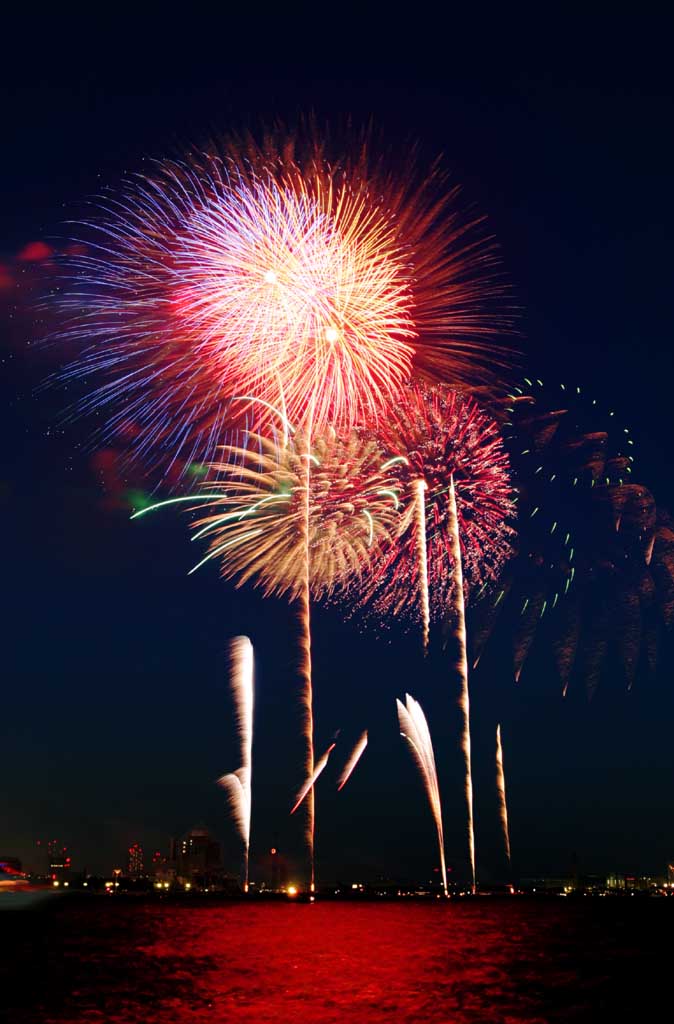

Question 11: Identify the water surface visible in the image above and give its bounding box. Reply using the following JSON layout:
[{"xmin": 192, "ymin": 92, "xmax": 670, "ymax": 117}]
[{"xmin": 2, "ymin": 898, "xmax": 669, "ymax": 1022}]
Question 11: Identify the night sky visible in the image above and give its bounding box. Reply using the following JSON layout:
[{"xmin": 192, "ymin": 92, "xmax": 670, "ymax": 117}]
[{"xmin": 2, "ymin": 15, "xmax": 674, "ymax": 884}]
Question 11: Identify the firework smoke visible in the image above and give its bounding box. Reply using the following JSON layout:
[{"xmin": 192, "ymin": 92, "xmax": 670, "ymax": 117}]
[
  {"xmin": 217, "ymin": 636, "xmax": 254, "ymax": 892},
  {"xmin": 397, "ymin": 694, "xmax": 448, "ymax": 897}
]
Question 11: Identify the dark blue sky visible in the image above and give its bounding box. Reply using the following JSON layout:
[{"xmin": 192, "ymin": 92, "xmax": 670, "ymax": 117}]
[{"xmin": 2, "ymin": 14, "xmax": 674, "ymax": 883}]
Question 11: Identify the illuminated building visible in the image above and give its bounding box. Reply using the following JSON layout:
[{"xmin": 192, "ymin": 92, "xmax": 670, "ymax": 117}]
[
  {"xmin": 173, "ymin": 825, "xmax": 223, "ymax": 885},
  {"xmin": 128, "ymin": 841, "xmax": 144, "ymax": 878},
  {"xmin": 151, "ymin": 849, "xmax": 165, "ymax": 871}
]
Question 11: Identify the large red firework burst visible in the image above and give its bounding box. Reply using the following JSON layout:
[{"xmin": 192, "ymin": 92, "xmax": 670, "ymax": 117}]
[
  {"xmin": 54, "ymin": 131, "xmax": 509, "ymax": 475},
  {"xmin": 358, "ymin": 382, "xmax": 516, "ymax": 629}
]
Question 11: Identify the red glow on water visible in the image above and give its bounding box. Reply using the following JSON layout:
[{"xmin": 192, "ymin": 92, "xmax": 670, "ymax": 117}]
[{"xmin": 4, "ymin": 902, "xmax": 669, "ymax": 1022}]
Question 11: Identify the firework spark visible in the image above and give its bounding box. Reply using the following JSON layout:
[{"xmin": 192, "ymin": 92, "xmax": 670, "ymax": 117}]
[
  {"xmin": 358, "ymin": 382, "xmax": 515, "ymax": 634},
  {"xmin": 217, "ymin": 636, "xmax": 254, "ymax": 892},
  {"xmin": 290, "ymin": 741, "xmax": 337, "ymax": 815},
  {"xmin": 396, "ymin": 694, "xmax": 448, "ymax": 897},
  {"xmin": 337, "ymin": 731, "xmax": 369, "ymax": 791},
  {"xmin": 495, "ymin": 724, "xmax": 511, "ymax": 869}
]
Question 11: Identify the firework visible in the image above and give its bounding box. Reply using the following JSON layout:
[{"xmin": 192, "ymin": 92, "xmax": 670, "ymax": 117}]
[
  {"xmin": 495, "ymin": 724, "xmax": 511, "ymax": 869},
  {"xmin": 217, "ymin": 636, "xmax": 254, "ymax": 892},
  {"xmin": 147, "ymin": 428, "xmax": 401, "ymax": 599},
  {"xmin": 447, "ymin": 477, "xmax": 476, "ymax": 892},
  {"xmin": 412, "ymin": 479, "xmax": 431, "ymax": 652},
  {"xmin": 473, "ymin": 378, "xmax": 674, "ymax": 697},
  {"xmin": 53, "ymin": 130, "xmax": 512, "ymax": 475},
  {"xmin": 337, "ymin": 731, "xmax": 369, "ymax": 791},
  {"xmin": 290, "ymin": 741, "xmax": 337, "ymax": 815},
  {"xmin": 358, "ymin": 382, "xmax": 516, "ymax": 633},
  {"xmin": 396, "ymin": 695, "xmax": 448, "ymax": 896},
  {"xmin": 190, "ymin": 426, "xmax": 397, "ymax": 892},
  {"xmin": 133, "ymin": 425, "xmax": 399, "ymax": 888}
]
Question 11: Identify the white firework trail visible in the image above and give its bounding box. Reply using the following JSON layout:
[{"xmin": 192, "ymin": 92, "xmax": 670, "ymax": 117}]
[
  {"xmin": 217, "ymin": 636, "xmax": 254, "ymax": 892},
  {"xmin": 495, "ymin": 724, "xmax": 512, "ymax": 868},
  {"xmin": 413, "ymin": 478, "xmax": 431, "ymax": 653},
  {"xmin": 290, "ymin": 741, "xmax": 337, "ymax": 816},
  {"xmin": 447, "ymin": 475, "xmax": 476, "ymax": 893},
  {"xmin": 337, "ymin": 731, "xmax": 369, "ymax": 791},
  {"xmin": 397, "ymin": 694, "xmax": 448, "ymax": 897}
]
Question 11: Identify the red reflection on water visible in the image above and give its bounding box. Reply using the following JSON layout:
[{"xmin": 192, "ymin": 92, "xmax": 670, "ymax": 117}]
[
  {"xmin": 5, "ymin": 901, "xmax": 667, "ymax": 1023},
  {"xmin": 140, "ymin": 903, "xmax": 569, "ymax": 1022}
]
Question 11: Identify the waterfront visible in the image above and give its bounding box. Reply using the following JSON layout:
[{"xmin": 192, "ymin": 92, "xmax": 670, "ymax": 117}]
[{"xmin": 2, "ymin": 898, "xmax": 670, "ymax": 1022}]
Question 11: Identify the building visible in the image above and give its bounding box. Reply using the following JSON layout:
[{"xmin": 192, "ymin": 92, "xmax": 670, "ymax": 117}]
[
  {"xmin": 151, "ymin": 849, "xmax": 166, "ymax": 872},
  {"xmin": 128, "ymin": 842, "xmax": 144, "ymax": 878},
  {"xmin": 172, "ymin": 825, "xmax": 223, "ymax": 885}
]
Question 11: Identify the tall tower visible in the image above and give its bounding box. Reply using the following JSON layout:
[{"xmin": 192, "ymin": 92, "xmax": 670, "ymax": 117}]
[{"xmin": 128, "ymin": 842, "xmax": 144, "ymax": 878}]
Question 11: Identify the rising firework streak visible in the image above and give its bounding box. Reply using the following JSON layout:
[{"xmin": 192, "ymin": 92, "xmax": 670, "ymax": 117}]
[
  {"xmin": 413, "ymin": 478, "xmax": 431, "ymax": 654},
  {"xmin": 337, "ymin": 731, "xmax": 369, "ymax": 791},
  {"xmin": 495, "ymin": 724, "xmax": 511, "ymax": 868},
  {"xmin": 396, "ymin": 694, "xmax": 448, "ymax": 897},
  {"xmin": 447, "ymin": 476, "xmax": 476, "ymax": 893},
  {"xmin": 217, "ymin": 636, "xmax": 254, "ymax": 892},
  {"xmin": 290, "ymin": 741, "xmax": 337, "ymax": 816}
]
